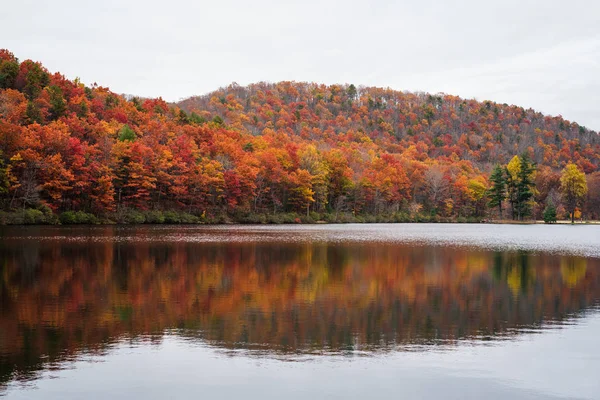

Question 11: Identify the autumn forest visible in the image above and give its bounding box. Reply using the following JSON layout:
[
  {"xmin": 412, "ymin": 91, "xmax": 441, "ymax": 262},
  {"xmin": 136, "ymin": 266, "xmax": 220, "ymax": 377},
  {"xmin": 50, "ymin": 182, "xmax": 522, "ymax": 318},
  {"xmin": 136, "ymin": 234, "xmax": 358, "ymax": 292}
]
[{"xmin": 0, "ymin": 49, "xmax": 599, "ymax": 224}]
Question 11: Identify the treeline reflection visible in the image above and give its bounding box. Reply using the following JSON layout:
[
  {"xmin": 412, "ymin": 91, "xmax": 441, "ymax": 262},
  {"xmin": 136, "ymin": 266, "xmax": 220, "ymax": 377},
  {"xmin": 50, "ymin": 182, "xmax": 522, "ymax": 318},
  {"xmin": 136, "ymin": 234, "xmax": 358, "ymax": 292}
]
[{"xmin": 1, "ymin": 232, "xmax": 599, "ymax": 385}]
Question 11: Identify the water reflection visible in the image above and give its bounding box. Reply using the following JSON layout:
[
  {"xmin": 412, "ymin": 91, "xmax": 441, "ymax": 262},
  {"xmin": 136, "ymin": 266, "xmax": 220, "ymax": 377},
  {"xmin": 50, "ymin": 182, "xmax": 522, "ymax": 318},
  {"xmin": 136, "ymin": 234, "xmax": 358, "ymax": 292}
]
[{"xmin": 0, "ymin": 226, "xmax": 599, "ymax": 389}]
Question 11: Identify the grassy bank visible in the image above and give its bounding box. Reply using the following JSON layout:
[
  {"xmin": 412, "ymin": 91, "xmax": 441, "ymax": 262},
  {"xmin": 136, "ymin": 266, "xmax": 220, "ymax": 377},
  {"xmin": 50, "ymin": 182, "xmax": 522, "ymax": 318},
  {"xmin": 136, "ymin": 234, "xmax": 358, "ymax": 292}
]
[
  {"xmin": 1, "ymin": 208, "xmax": 597, "ymax": 226},
  {"xmin": 0, "ymin": 208, "xmax": 486, "ymax": 225}
]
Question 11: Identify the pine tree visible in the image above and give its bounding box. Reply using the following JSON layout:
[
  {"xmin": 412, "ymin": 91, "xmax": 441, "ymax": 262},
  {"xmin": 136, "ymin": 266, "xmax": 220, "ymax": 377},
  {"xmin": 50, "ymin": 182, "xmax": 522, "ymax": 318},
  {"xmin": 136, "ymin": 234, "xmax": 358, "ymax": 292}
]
[
  {"xmin": 515, "ymin": 153, "xmax": 535, "ymax": 220},
  {"xmin": 47, "ymin": 85, "xmax": 66, "ymax": 120},
  {"xmin": 488, "ymin": 164, "xmax": 506, "ymax": 218},
  {"xmin": 118, "ymin": 125, "xmax": 136, "ymax": 142},
  {"xmin": 543, "ymin": 201, "xmax": 557, "ymax": 224}
]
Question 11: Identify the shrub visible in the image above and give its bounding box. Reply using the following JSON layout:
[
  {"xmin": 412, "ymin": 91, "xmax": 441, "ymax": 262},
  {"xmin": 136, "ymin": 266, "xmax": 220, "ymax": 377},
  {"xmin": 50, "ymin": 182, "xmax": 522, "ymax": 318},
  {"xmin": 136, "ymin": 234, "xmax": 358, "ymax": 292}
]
[
  {"xmin": 123, "ymin": 209, "xmax": 145, "ymax": 224},
  {"xmin": 60, "ymin": 211, "xmax": 99, "ymax": 224},
  {"xmin": 337, "ymin": 213, "xmax": 358, "ymax": 223},
  {"xmin": 236, "ymin": 212, "xmax": 266, "ymax": 224},
  {"xmin": 144, "ymin": 210, "xmax": 165, "ymax": 224},
  {"xmin": 543, "ymin": 203, "xmax": 557, "ymax": 224},
  {"xmin": 309, "ymin": 211, "xmax": 320, "ymax": 221},
  {"xmin": 23, "ymin": 209, "xmax": 45, "ymax": 224},
  {"xmin": 60, "ymin": 211, "xmax": 77, "ymax": 224},
  {"xmin": 163, "ymin": 210, "xmax": 181, "ymax": 224},
  {"xmin": 180, "ymin": 212, "xmax": 200, "ymax": 224},
  {"xmin": 363, "ymin": 214, "xmax": 377, "ymax": 223},
  {"xmin": 0, "ymin": 211, "xmax": 16, "ymax": 225},
  {"xmin": 267, "ymin": 213, "xmax": 298, "ymax": 224},
  {"xmin": 322, "ymin": 213, "xmax": 339, "ymax": 223}
]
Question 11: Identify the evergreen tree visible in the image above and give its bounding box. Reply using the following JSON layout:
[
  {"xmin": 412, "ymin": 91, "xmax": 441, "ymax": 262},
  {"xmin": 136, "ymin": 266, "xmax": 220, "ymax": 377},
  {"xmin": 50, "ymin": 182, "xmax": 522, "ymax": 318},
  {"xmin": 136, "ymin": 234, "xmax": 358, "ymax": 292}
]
[
  {"xmin": 47, "ymin": 85, "xmax": 66, "ymax": 120},
  {"xmin": 487, "ymin": 164, "xmax": 506, "ymax": 218},
  {"xmin": 347, "ymin": 84, "xmax": 357, "ymax": 100},
  {"xmin": 118, "ymin": 125, "xmax": 136, "ymax": 142},
  {"xmin": 0, "ymin": 57, "xmax": 19, "ymax": 89},
  {"xmin": 190, "ymin": 112, "xmax": 207, "ymax": 125},
  {"xmin": 25, "ymin": 101, "xmax": 42, "ymax": 124},
  {"xmin": 177, "ymin": 109, "xmax": 190, "ymax": 124},
  {"xmin": 543, "ymin": 201, "xmax": 557, "ymax": 224},
  {"xmin": 515, "ymin": 153, "xmax": 535, "ymax": 220}
]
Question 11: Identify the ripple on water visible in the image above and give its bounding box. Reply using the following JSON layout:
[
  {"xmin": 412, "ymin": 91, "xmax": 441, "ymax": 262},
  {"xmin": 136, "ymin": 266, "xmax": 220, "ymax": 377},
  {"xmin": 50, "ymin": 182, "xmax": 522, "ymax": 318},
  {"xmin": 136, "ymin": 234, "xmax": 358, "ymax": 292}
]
[{"xmin": 3, "ymin": 224, "xmax": 599, "ymax": 258}]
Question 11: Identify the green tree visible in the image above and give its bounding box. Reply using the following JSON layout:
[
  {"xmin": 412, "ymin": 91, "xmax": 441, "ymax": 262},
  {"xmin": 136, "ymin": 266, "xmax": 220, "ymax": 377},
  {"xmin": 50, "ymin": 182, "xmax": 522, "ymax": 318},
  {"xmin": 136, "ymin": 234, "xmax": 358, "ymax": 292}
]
[
  {"xmin": 0, "ymin": 58, "xmax": 19, "ymax": 89},
  {"xmin": 505, "ymin": 154, "xmax": 536, "ymax": 220},
  {"xmin": 347, "ymin": 84, "xmax": 357, "ymax": 100},
  {"xmin": 47, "ymin": 85, "xmax": 66, "ymax": 120},
  {"xmin": 515, "ymin": 153, "xmax": 535, "ymax": 220},
  {"xmin": 543, "ymin": 201, "xmax": 557, "ymax": 224},
  {"xmin": 488, "ymin": 164, "xmax": 506, "ymax": 218},
  {"xmin": 131, "ymin": 96, "xmax": 144, "ymax": 111},
  {"xmin": 177, "ymin": 109, "xmax": 190, "ymax": 124},
  {"xmin": 25, "ymin": 101, "xmax": 42, "ymax": 124},
  {"xmin": 118, "ymin": 125, "xmax": 136, "ymax": 142},
  {"xmin": 190, "ymin": 112, "xmax": 207, "ymax": 125},
  {"xmin": 560, "ymin": 162, "xmax": 587, "ymax": 223},
  {"xmin": 20, "ymin": 61, "xmax": 50, "ymax": 100}
]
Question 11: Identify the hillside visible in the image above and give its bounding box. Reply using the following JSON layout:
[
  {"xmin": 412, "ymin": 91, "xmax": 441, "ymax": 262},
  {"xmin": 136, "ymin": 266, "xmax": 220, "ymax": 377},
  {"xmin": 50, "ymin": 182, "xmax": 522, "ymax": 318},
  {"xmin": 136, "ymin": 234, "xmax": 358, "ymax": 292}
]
[
  {"xmin": 0, "ymin": 49, "xmax": 598, "ymax": 223},
  {"xmin": 178, "ymin": 82, "xmax": 600, "ymax": 172}
]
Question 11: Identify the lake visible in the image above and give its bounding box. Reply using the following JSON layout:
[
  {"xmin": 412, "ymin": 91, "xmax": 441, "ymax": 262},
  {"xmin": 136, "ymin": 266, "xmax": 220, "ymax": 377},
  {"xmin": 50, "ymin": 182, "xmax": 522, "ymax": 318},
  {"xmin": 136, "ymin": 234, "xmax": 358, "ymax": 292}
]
[{"xmin": 1, "ymin": 224, "xmax": 599, "ymax": 399}]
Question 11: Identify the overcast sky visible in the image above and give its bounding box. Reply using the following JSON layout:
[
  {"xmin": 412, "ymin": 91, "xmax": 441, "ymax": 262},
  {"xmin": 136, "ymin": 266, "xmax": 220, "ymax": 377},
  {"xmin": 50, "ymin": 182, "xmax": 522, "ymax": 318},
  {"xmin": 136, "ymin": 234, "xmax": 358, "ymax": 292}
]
[{"xmin": 2, "ymin": 0, "xmax": 599, "ymax": 130}]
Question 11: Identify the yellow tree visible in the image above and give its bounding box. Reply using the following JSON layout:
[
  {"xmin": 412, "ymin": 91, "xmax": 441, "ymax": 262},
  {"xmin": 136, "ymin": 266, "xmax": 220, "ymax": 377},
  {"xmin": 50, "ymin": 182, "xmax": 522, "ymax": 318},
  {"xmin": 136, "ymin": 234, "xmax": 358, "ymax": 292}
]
[
  {"xmin": 298, "ymin": 144, "xmax": 329, "ymax": 213},
  {"xmin": 288, "ymin": 169, "xmax": 314, "ymax": 216},
  {"xmin": 467, "ymin": 177, "xmax": 487, "ymax": 217},
  {"xmin": 560, "ymin": 162, "xmax": 587, "ymax": 223},
  {"xmin": 506, "ymin": 155, "xmax": 521, "ymax": 219}
]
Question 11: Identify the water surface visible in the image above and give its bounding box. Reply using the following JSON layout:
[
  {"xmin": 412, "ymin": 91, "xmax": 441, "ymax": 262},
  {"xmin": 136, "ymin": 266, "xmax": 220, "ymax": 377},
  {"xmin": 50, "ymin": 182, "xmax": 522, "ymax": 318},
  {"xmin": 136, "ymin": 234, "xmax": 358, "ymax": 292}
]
[{"xmin": 1, "ymin": 224, "xmax": 599, "ymax": 399}]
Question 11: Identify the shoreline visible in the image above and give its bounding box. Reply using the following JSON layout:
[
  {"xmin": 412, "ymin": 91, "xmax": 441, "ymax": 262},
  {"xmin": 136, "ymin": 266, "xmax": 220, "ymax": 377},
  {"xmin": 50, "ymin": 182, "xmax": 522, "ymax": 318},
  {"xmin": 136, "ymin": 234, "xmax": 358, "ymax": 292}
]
[
  {"xmin": 1, "ymin": 207, "xmax": 597, "ymax": 226},
  {"xmin": 1, "ymin": 220, "xmax": 597, "ymax": 227}
]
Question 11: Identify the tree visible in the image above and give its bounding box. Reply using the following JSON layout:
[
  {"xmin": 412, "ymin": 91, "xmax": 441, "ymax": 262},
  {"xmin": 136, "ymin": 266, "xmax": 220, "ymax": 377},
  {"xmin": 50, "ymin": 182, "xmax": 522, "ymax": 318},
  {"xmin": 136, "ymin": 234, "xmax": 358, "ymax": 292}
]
[
  {"xmin": 47, "ymin": 85, "xmax": 67, "ymax": 120},
  {"xmin": 15, "ymin": 60, "xmax": 50, "ymax": 100},
  {"xmin": 467, "ymin": 177, "xmax": 487, "ymax": 217},
  {"xmin": 423, "ymin": 166, "xmax": 447, "ymax": 212},
  {"xmin": 560, "ymin": 162, "xmax": 588, "ymax": 223},
  {"xmin": 515, "ymin": 153, "xmax": 535, "ymax": 220},
  {"xmin": 288, "ymin": 169, "xmax": 314, "ymax": 216},
  {"xmin": 583, "ymin": 172, "xmax": 600, "ymax": 220},
  {"xmin": 0, "ymin": 150, "xmax": 8, "ymax": 198},
  {"xmin": 506, "ymin": 154, "xmax": 535, "ymax": 221},
  {"xmin": 488, "ymin": 164, "xmax": 506, "ymax": 218},
  {"xmin": 506, "ymin": 155, "xmax": 520, "ymax": 220},
  {"xmin": 118, "ymin": 124, "xmax": 136, "ymax": 142},
  {"xmin": 25, "ymin": 101, "xmax": 42, "ymax": 124},
  {"xmin": 0, "ymin": 50, "xmax": 19, "ymax": 89},
  {"xmin": 543, "ymin": 201, "xmax": 557, "ymax": 224},
  {"xmin": 347, "ymin": 84, "xmax": 357, "ymax": 100}
]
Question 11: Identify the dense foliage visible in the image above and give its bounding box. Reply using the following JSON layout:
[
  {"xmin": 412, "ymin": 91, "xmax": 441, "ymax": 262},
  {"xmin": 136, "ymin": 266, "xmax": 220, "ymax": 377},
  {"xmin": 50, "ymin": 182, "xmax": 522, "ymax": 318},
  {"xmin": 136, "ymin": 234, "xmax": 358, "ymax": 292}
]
[{"xmin": 1, "ymin": 49, "xmax": 599, "ymax": 223}]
